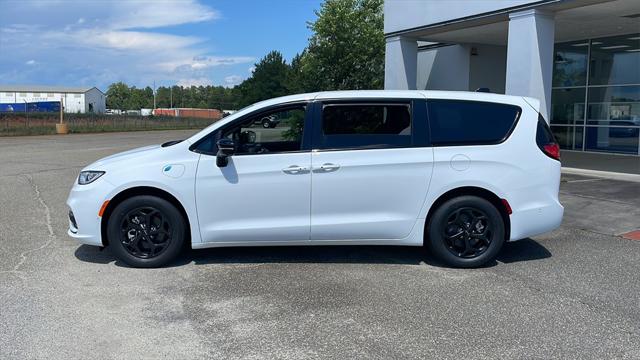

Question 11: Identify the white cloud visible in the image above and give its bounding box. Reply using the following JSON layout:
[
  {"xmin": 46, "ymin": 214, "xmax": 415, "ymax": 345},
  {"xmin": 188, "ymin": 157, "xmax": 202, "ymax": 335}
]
[
  {"xmin": 177, "ymin": 78, "xmax": 213, "ymax": 87},
  {"xmin": 108, "ymin": 0, "xmax": 219, "ymax": 30},
  {"xmin": 64, "ymin": 30, "xmax": 203, "ymax": 52},
  {"xmin": 248, "ymin": 66, "xmax": 256, "ymax": 74},
  {"xmin": 224, "ymin": 75, "xmax": 243, "ymax": 88},
  {"xmin": 0, "ymin": 0, "xmax": 252, "ymax": 88},
  {"xmin": 160, "ymin": 56, "xmax": 255, "ymax": 73}
]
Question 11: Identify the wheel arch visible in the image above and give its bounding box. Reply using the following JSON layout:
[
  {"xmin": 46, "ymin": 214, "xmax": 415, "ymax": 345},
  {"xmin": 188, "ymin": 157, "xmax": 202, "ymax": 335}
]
[
  {"xmin": 424, "ymin": 186, "xmax": 511, "ymax": 244},
  {"xmin": 100, "ymin": 186, "xmax": 191, "ymax": 247}
]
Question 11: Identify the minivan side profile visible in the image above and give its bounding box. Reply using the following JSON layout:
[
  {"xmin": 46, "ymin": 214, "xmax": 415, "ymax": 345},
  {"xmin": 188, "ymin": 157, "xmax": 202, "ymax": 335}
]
[{"xmin": 66, "ymin": 90, "xmax": 563, "ymax": 268}]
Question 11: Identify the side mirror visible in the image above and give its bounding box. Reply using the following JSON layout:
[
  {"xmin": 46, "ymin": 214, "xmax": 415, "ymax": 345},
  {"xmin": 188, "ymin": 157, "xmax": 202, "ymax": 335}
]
[{"xmin": 216, "ymin": 138, "xmax": 235, "ymax": 167}]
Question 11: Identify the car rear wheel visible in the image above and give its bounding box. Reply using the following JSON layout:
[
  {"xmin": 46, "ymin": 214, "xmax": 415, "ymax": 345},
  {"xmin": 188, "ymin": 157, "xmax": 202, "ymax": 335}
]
[
  {"xmin": 427, "ymin": 195, "xmax": 505, "ymax": 268},
  {"xmin": 107, "ymin": 195, "xmax": 185, "ymax": 268}
]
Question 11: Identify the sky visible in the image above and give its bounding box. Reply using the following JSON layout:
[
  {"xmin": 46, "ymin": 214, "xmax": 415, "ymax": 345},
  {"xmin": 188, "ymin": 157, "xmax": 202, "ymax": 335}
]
[{"xmin": 0, "ymin": 0, "xmax": 323, "ymax": 90}]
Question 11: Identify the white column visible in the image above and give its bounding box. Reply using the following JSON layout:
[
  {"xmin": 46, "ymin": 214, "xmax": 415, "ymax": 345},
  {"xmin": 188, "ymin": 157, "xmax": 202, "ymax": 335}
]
[
  {"xmin": 384, "ymin": 36, "xmax": 418, "ymax": 90},
  {"xmin": 505, "ymin": 9, "xmax": 555, "ymax": 121}
]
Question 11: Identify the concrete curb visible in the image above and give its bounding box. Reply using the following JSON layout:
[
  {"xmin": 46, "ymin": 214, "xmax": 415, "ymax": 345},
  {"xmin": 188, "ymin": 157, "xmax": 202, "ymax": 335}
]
[{"xmin": 562, "ymin": 167, "xmax": 640, "ymax": 183}]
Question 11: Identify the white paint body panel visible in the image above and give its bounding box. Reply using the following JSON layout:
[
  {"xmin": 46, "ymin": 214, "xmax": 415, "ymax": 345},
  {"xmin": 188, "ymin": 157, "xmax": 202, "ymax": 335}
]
[
  {"xmin": 195, "ymin": 152, "xmax": 311, "ymax": 243},
  {"xmin": 310, "ymin": 147, "xmax": 433, "ymax": 240},
  {"xmin": 66, "ymin": 90, "xmax": 563, "ymax": 251}
]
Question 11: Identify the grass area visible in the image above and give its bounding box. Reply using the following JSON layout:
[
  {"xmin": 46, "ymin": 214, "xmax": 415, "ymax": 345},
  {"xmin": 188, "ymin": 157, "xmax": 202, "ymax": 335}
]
[{"xmin": 0, "ymin": 113, "xmax": 218, "ymax": 136}]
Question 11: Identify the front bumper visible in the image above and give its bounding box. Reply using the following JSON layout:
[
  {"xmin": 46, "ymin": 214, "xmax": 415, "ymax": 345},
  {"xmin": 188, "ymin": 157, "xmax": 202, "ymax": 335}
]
[{"xmin": 66, "ymin": 178, "xmax": 115, "ymax": 247}]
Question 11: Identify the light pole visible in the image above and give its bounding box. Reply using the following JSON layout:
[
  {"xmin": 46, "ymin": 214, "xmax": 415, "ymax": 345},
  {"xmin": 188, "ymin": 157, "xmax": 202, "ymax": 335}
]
[{"xmin": 23, "ymin": 99, "xmax": 28, "ymax": 128}]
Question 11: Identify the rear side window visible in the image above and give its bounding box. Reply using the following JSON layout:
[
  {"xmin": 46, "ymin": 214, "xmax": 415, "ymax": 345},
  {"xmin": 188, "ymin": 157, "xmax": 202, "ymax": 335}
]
[
  {"xmin": 536, "ymin": 114, "xmax": 556, "ymax": 146},
  {"xmin": 427, "ymin": 100, "xmax": 521, "ymax": 145},
  {"xmin": 319, "ymin": 103, "xmax": 411, "ymax": 149}
]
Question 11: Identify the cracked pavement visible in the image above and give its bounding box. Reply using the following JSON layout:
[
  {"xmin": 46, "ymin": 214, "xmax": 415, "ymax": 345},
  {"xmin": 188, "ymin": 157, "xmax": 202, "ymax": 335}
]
[{"xmin": 1, "ymin": 130, "xmax": 640, "ymax": 359}]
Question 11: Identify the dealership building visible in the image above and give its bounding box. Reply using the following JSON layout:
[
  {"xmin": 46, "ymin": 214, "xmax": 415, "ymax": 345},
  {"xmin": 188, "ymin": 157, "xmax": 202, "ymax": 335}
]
[
  {"xmin": 384, "ymin": 0, "xmax": 640, "ymax": 158},
  {"xmin": 0, "ymin": 85, "xmax": 106, "ymax": 113}
]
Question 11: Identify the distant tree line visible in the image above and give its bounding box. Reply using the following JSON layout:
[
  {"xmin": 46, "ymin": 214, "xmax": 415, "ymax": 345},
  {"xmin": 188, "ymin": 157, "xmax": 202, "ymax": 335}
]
[
  {"xmin": 106, "ymin": 0, "xmax": 384, "ymax": 111},
  {"xmin": 106, "ymin": 82, "xmax": 238, "ymax": 111}
]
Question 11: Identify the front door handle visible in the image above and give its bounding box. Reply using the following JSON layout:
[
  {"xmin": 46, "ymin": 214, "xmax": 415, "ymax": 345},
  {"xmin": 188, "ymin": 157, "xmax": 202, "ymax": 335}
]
[
  {"xmin": 282, "ymin": 165, "xmax": 309, "ymax": 175},
  {"xmin": 313, "ymin": 163, "xmax": 340, "ymax": 173}
]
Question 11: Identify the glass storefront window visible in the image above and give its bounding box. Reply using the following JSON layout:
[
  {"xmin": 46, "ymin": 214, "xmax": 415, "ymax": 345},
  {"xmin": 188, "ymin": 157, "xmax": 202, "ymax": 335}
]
[
  {"xmin": 553, "ymin": 41, "xmax": 588, "ymax": 87},
  {"xmin": 551, "ymin": 88, "xmax": 585, "ymax": 124},
  {"xmin": 551, "ymin": 33, "xmax": 640, "ymax": 155},
  {"xmin": 589, "ymin": 34, "xmax": 640, "ymax": 86},
  {"xmin": 587, "ymin": 86, "xmax": 640, "ymax": 126},
  {"xmin": 585, "ymin": 126, "xmax": 639, "ymax": 154},
  {"xmin": 551, "ymin": 126, "xmax": 583, "ymax": 150},
  {"xmin": 551, "ymin": 126, "xmax": 574, "ymax": 149}
]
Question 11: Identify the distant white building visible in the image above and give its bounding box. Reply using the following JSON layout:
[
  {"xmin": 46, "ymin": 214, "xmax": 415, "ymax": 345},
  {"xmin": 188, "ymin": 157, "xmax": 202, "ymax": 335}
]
[{"xmin": 0, "ymin": 85, "xmax": 106, "ymax": 113}]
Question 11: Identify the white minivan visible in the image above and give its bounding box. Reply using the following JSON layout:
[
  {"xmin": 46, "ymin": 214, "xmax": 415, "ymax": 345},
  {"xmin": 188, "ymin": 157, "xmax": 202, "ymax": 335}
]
[{"xmin": 67, "ymin": 90, "xmax": 563, "ymax": 268}]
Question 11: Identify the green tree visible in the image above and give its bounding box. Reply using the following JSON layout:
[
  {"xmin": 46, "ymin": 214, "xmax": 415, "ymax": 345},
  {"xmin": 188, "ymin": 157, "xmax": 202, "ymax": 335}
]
[
  {"xmin": 235, "ymin": 50, "xmax": 291, "ymax": 107},
  {"xmin": 302, "ymin": 0, "xmax": 384, "ymax": 91},
  {"xmin": 106, "ymin": 82, "xmax": 130, "ymax": 110}
]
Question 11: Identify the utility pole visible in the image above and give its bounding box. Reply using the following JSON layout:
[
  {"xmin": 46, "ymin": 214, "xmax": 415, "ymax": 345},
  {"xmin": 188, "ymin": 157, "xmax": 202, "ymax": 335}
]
[
  {"xmin": 170, "ymin": 86, "xmax": 173, "ymax": 108},
  {"xmin": 153, "ymin": 80, "xmax": 157, "ymax": 109},
  {"xmin": 23, "ymin": 99, "xmax": 28, "ymax": 128}
]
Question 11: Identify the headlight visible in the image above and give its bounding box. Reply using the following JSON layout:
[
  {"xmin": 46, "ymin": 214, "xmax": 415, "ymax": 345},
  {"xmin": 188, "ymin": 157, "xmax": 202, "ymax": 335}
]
[{"xmin": 78, "ymin": 171, "xmax": 105, "ymax": 185}]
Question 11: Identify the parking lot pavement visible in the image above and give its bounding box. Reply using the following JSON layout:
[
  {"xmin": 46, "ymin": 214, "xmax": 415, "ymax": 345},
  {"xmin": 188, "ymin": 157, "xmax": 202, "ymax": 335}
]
[{"xmin": 1, "ymin": 130, "xmax": 640, "ymax": 359}]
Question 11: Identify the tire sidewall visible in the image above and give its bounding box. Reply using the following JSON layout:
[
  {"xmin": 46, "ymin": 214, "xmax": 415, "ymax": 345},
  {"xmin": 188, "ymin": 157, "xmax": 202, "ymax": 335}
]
[
  {"xmin": 107, "ymin": 195, "xmax": 185, "ymax": 268},
  {"xmin": 427, "ymin": 196, "xmax": 505, "ymax": 268}
]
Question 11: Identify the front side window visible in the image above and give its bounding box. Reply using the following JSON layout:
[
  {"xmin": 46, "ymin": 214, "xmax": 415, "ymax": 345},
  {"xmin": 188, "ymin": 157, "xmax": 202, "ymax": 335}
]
[
  {"xmin": 427, "ymin": 100, "xmax": 521, "ymax": 145},
  {"xmin": 220, "ymin": 106, "xmax": 306, "ymax": 155},
  {"xmin": 319, "ymin": 103, "xmax": 411, "ymax": 149}
]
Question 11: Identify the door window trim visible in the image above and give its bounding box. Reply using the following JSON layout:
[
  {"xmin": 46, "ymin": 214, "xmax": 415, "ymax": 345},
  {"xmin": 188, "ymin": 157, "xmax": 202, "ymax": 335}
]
[
  {"xmin": 190, "ymin": 101, "xmax": 314, "ymax": 156},
  {"xmin": 312, "ymin": 99, "xmax": 428, "ymax": 152}
]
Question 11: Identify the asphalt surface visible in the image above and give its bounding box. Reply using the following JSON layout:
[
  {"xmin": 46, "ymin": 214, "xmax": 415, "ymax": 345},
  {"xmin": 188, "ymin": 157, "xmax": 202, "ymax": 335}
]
[{"xmin": 1, "ymin": 130, "xmax": 639, "ymax": 359}]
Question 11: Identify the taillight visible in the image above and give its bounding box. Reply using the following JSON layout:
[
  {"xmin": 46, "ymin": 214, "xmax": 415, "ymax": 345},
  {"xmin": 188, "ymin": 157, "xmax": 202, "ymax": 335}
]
[
  {"xmin": 542, "ymin": 143, "xmax": 560, "ymax": 160},
  {"xmin": 536, "ymin": 114, "xmax": 560, "ymax": 161}
]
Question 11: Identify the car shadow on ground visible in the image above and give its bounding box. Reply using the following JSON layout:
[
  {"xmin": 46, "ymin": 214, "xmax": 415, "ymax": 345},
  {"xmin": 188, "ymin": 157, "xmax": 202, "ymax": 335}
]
[{"xmin": 74, "ymin": 238, "xmax": 551, "ymax": 269}]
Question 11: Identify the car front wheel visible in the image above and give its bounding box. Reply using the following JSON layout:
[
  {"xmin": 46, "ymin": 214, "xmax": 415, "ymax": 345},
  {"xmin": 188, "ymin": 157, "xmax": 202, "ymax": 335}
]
[
  {"xmin": 427, "ymin": 195, "xmax": 505, "ymax": 268},
  {"xmin": 107, "ymin": 195, "xmax": 185, "ymax": 268}
]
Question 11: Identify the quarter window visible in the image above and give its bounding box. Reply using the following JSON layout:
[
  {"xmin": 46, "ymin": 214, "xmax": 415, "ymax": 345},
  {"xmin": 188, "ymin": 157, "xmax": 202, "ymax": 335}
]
[
  {"xmin": 427, "ymin": 100, "xmax": 520, "ymax": 145},
  {"xmin": 319, "ymin": 103, "xmax": 411, "ymax": 149}
]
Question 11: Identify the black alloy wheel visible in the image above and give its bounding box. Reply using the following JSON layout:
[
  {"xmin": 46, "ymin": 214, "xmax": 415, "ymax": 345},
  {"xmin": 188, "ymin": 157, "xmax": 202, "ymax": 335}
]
[
  {"xmin": 427, "ymin": 195, "xmax": 505, "ymax": 268},
  {"xmin": 107, "ymin": 195, "xmax": 185, "ymax": 268},
  {"xmin": 120, "ymin": 207, "xmax": 172, "ymax": 259},
  {"xmin": 442, "ymin": 207, "xmax": 492, "ymax": 258}
]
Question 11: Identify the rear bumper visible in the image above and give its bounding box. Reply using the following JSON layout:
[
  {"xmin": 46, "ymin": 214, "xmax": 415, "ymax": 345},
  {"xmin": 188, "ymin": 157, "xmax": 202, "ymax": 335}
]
[{"xmin": 508, "ymin": 199, "xmax": 564, "ymax": 241}]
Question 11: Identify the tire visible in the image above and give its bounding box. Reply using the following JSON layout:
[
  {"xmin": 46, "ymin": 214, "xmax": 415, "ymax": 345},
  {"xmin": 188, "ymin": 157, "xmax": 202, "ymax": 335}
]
[
  {"xmin": 107, "ymin": 195, "xmax": 185, "ymax": 268},
  {"xmin": 262, "ymin": 119, "xmax": 271, "ymax": 128},
  {"xmin": 427, "ymin": 195, "xmax": 505, "ymax": 268}
]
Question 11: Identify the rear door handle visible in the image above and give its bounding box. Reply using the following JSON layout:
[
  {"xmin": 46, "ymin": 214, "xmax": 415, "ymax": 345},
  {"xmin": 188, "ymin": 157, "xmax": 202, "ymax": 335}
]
[
  {"xmin": 282, "ymin": 165, "xmax": 309, "ymax": 175},
  {"xmin": 313, "ymin": 163, "xmax": 340, "ymax": 173}
]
